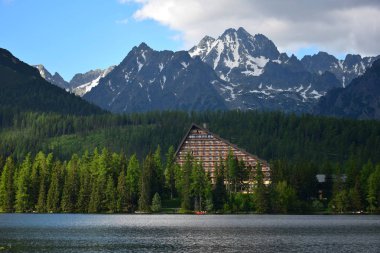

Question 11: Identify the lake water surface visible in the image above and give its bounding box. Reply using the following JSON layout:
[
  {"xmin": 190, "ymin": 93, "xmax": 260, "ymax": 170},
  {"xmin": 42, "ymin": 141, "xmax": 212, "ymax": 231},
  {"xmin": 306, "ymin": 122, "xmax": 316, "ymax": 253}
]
[{"xmin": 0, "ymin": 214, "xmax": 379, "ymax": 252}]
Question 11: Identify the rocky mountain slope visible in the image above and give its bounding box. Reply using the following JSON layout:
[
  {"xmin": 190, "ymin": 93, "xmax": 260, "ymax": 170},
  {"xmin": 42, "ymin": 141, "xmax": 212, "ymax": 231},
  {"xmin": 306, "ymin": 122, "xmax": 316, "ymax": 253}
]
[
  {"xmin": 315, "ymin": 59, "xmax": 380, "ymax": 119},
  {"xmin": 189, "ymin": 27, "xmax": 377, "ymax": 113},
  {"xmin": 83, "ymin": 43, "xmax": 227, "ymax": 112},
  {"xmin": 35, "ymin": 64, "xmax": 115, "ymax": 96},
  {"xmin": 34, "ymin": 27, "xmax": 379, "ymax": 117},
  {"xmin": 70, "ymin": 67, "xmax": 115, "ymax": 96},
  {"xmin": 34, "ymin": 64, "xmax": 70, "ymax": 90}
]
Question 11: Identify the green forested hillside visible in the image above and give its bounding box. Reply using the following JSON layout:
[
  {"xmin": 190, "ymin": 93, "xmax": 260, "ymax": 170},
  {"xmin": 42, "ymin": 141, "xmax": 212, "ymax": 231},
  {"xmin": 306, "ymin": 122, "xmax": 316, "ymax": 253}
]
[
  {"xmin": 1, "ymin": 110, "xmax": 379, "ymax": 165},
  {"xmin": 0, "ymin": 48, "xmax": 103, "ymax": 115},
  {"xmin": 1, "ymin": 110, "xmax": 380, "ymax": 213}
]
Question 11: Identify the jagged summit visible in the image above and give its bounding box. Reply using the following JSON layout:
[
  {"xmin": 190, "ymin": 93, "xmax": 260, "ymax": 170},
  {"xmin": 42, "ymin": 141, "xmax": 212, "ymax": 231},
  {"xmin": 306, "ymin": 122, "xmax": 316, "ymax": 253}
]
[
  {"xmin": 83, "ymin": 42, "xmax": 227, "ymax": 113},
  {"xmin": 34, "ymin": 64, "xmax": 69, "ymax": 89},
  {"xmin": 135, "ymin": 42, "xmax": 152, "ymax": 51},
  {"xmin": 70, "ymin": 66, "xmax": 115, "ymax": 97},
  {"xmin": 315, "ymin": 58, "xmax": 380, "ymax": 119},
  {"xmin": 29, "ymin": 27, "xmax": 379, "ymax": 118}
]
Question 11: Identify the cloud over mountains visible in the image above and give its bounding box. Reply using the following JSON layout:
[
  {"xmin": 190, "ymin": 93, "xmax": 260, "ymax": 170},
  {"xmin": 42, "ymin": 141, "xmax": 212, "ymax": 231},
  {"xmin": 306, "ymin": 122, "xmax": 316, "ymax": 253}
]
[{"xmin": 122, "ymin": 0, "xmax": 380, "ymax": 56}]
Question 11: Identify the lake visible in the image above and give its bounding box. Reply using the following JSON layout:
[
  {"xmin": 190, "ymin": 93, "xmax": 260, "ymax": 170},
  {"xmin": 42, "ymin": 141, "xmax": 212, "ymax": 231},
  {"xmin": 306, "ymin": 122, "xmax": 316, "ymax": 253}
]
[{"xmin": 0, "ymin": 214, "xmax": 379, "ymax": 252}]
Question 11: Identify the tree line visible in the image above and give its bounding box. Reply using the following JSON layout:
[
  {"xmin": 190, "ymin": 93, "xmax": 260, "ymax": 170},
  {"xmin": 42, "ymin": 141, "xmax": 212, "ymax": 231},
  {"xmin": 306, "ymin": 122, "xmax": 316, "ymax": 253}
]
[
  {"xmin": 1, "ymin": 110, "xmax": 380, "ymax": 168},
  {"xmin": 1, "ymin": 147, "xmax": 379, "ymax": 214}
]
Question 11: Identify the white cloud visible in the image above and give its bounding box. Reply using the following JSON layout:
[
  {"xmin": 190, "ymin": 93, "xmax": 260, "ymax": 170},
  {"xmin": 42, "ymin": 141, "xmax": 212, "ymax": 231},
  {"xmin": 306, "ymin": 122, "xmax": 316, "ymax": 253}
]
[{"xmin": 121, "ymin": 0, "xmax": 380, "ymax": 56}]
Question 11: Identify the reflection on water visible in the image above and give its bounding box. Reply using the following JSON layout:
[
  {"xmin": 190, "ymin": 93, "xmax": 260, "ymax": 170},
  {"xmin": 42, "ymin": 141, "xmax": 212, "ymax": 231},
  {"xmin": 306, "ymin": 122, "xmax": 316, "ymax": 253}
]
[{"xmin": 0, "ymin": 214, "xmax": 379, "ymax": 252}]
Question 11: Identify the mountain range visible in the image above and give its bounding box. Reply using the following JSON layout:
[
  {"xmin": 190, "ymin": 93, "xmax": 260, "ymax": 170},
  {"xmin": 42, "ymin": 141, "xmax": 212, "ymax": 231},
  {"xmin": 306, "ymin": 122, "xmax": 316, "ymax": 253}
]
[
  {"xmin": 20, "ymin": 27, "xmax": 380, "ymax": 118},
  {"xmin": 315, "ymin": 59, "xmax": 380, "ymax": 120}
]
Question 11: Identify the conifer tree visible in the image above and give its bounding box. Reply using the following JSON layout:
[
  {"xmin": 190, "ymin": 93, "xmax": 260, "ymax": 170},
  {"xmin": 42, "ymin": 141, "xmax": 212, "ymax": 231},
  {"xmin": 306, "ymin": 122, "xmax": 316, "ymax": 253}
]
[
  {"xmin": 105, "ymin": 176, "xmax": 117, "ymax": 213},
  {"xmin": 153, "ymin": 145, "xmax": 163, "ymax": 195},
  {"xmin": 165, "ymin": 146, "xmax": 177, "ymax": 199},
  {"xmin": 116, "ymin": 170, "xmax": 127, "ymax": 212},
  {"xmin": 76, "ymin": 151, "xmax": 92, "ymax": 212},
  {"xmin": 36, "ymin": 175, "xmax": 47, "ymax": 212},
  {"xmin": 367, "ymin": 165, "xmax": 380, "ymax": 213},
  {"xmin": 213, "ymin": 163, "xmax": 227, "ymax": 212},
  {"xmin": 138, "ymin": 154, "xmax": 154, "ymax": 212},
  {"xmin": 47, "ymin": 161, "xmax": 63, "ymax": 212},
  {"xmin": 15, "ymin": 154, "xmax": 32, "ymax": 212},
  {"xmin": 151, "ymin": 192, "xmax": 161, "ymax": 213},
  {"xmin": 0, "ymin": 157, "xmax": 16, "ymax": 212},
  {"xmin": 61, "ymin": 155, "xmax": 79, "ymax": 212},
  {"xmin": 30, "ymin": 152, "xmax": 46, "ymax": 210},
  {"xmin": 88, "ymin": 172, "xmax": 106, "ymax": 213},
  {"xmin": 179, "ymin": 153, "xmax": 192, "ymax": 211},
  {"xmin": 191, "ymin": 163, "xmax": 206, "ymax": 211},
  {"xmin": 253, "ymin": 163, "xmax": 269, "ymax": 213},
  {"xmin": 126, "ymin": 154, "xmax": 140, "ymax": 210}
]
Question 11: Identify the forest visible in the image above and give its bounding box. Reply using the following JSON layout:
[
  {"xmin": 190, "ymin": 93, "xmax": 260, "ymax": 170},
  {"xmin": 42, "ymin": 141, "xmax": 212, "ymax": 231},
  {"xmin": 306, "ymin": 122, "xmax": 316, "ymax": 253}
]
[
  {"xmin": 0, "ymin": 109, "xmax": 380, "ymax": 213},
  {"xmin": 0, "ymin": 147, "xmax": 379, "ymax": 214}
]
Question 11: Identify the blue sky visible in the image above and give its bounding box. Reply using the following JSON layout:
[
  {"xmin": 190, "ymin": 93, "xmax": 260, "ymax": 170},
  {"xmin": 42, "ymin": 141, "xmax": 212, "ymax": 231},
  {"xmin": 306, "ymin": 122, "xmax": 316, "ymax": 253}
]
[
  {"xmin": 1, "ymin": 0, "xmax": 378, "ymax": 80},
  {"xmin": 0, "ymin": 0, "xmax": 182, "ymax": 80}
]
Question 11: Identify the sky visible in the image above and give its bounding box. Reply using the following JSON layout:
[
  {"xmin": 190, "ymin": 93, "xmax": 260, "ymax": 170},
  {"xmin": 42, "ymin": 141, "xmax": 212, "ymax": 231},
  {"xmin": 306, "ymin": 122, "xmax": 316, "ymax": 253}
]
[{"xmin": 1, "ymin": 0, "xmax": 379, "ymax": 81}]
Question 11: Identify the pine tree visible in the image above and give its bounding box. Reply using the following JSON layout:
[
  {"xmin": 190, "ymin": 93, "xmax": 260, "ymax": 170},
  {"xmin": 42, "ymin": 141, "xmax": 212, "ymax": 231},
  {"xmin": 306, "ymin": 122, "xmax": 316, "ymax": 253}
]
[
  {"xmin": 36, "ymin": 175, "xmax": 47, "ymax": 212},
  {"xmin": 212, "ymin": 163, "xmax": 227, "ymax": 212},
  {"xmin": 105, "ymin": 176, "xmax": 117, "ymax": 213},
  {"xmin": 151, "ymin": 192, "xmax": 161, "ymax": 213},
  {"xmin": 61, "ymin": 155, "xmax": 79, "ymax": 212},
  {"xmin": 0, "ymin": 157, "xmax": 16, "ymax": 212},
  {"xmin": 191, "ymin": 163, "xmax": 206, "ymax": 211},
  {"xmin": 126, "ymin": 154, "xmax": 140, "ymax": 211},
  {"xmin": 88, "ymin": 172, "xmax": 106, "ymax": 213},
  {"xmin": 30, "ymin": 152, "xmax": 46, "ymax": 210},
  {"xmin": 180, "ymin": 153, "xmax": 192, "ymax": 211},
  {"xmin": 153, "ymin": 145, "xmax": 164, "ymax": 195},
  {"xmin": 116, "ymin": 170, "xmax": 127, "ymax": 212},
  {"xmin": 15, "ymin": 154, "xmax": 32, "ymax": 212},
  {"xmin": 164, "ymin": 146, "xmax": 176, "ymax": 199},
  {"xmin": 253, "ymin": 163, "xmax": 269, "ymax": 213},
  {"xmin": 367, "ymin": 165, "xmax": 380, "ymax": 213},
  {"xmin": 76, "ymin": 151, "xmax": 92, "ymax": 212},
  {"xmin": 46, "ymin": 161, "xmax": 63, "ymax": 212},
  {"xmin": 138, "ymin": 154, "xmax": 153, "ymax": 212}
]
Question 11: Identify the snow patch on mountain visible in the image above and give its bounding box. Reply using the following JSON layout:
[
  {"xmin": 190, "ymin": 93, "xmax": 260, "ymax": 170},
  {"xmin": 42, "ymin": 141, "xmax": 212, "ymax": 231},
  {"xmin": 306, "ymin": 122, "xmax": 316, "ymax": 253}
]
[{"xmin": 71, "ymin": 66, "xmax": 115, "ymax": 96}]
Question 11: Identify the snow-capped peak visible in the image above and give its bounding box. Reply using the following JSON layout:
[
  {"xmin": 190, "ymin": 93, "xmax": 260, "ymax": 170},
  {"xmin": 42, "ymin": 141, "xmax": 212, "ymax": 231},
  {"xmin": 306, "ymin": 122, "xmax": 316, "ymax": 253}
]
[{"xmin": 71, "ymin": 66, "xmax": 115, "ymax": 96}]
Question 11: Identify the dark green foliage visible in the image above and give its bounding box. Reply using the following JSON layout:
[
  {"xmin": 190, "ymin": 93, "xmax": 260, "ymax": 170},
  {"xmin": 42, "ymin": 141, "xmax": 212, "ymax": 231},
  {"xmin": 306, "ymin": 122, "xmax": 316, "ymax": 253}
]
[
  {"xmin": 14, "ymin": 154, "xmax": 31, "ymax": 212},
  {"xmin": 0, "ymin": 48, "xmax": 103, "ymax": 116},
  {"xmin": 272, "ymin": 181, "xmax": 299, "ymax": 213},
  {"xmin": 178, "ymin": 153, "xmax": 192, "ymax": 211},
  {"xmin": 1, "ymin": 145, "xmax": 380, "ymax": 213},
  {"xmin": 126, "ymin": 154, "xmax": 140, "ymax": 212},
  {"xmin": 0, "ymin": 109, "xmax": 380, "ymax": 213},
  {"xmin": 138, "ymin": 154, "xmax": 155, "ymax": 212},
  {"xmin": 116, "ymin": 170, "xmax": 128, "ymax": 212},
  {"xmin": 47, "ymin": 161, "xmax": 63, "ymax": 212},
  {"xmin": 253, "ymin": 163, "xmax": 269, "ymax": 213},
  {"xmin": 0, "ymin": 157, "xmax": 15, "ymax": 212},
  {"xmin": 164, "ymin": 146, "xmax": 177, "ymax": 199},
  {"xmin": 212, "ymin": 163, "xmax": 227, "ymax": 212},
  {"xmin": 151, "ymin": 193, "xmax": 162, "ymax": 213},
  {"xmin": 1, "ymin": 110, "xmax": 380, "ymax": 166}
]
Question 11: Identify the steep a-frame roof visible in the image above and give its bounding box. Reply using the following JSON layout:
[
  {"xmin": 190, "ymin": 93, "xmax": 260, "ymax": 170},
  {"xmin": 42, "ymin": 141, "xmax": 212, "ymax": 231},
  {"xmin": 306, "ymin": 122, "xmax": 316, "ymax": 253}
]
[{"xmin": 175, "ymin": 123, "xmax": 269, "ymax": 167}]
